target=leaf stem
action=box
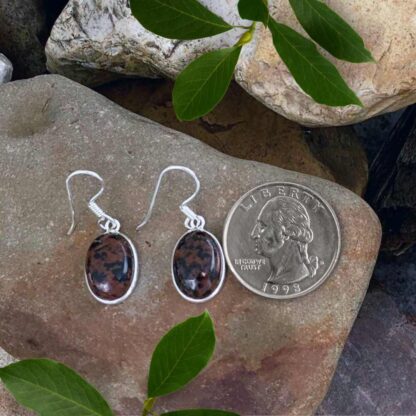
[235,22,256,46]
[142,397,158,416]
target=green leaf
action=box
[148,311,216,397]
[288,0,374,63]
[238,0,269,25]
[173,46,242,121]
[267,19,362,107]
[162,410,239,416]
[0,359,113,416]
[130,0,233,40]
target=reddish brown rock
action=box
[86,233,135,302]
[0,76,381,416]
[173,230,224,301]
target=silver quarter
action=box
[223,182,341,299]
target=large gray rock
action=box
[0,75,380,415]
[0,54,13,83]
[46,0,416,126]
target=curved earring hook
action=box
[66,170,120,235]
[136,165,205,231]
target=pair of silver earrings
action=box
[66,166,226,305]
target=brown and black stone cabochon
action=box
[173,230,224,300]
[85,233,135,301]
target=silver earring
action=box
[137,166,226,303]
[66,170,139,305]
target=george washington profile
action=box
[251,196,320,285]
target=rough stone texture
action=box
[319,246,416,415]
[0,75,381,416]
[46,0,247,85]
[0,0,69,79]
[0,54,13,84]
[96,78,369,196]
[46,0,416,126]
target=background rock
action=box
[236,0,416,127]
[366,105,416,254]
[354,109,405,164]
[319,246,416,415]
[46,0,416,126]
[0,75,380,415]
[46,0,247,85]
[0,0,68,79]
[97,78,368,195]
[0,54,13,83]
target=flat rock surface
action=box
[46,0,416,126]
[0,75,380,415]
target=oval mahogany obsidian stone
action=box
[85,233,134,302]
[173,230,223,301]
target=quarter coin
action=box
[223,182,341,299]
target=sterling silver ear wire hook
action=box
[136,165,226,303]
[66,170,120,235]
[65,169,139,305]
[136,165,206,231]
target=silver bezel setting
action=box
[84,231,139,305]
[223,181,341,299]
[171,229,226,303]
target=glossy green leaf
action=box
[130,0,233,40]
[288,0,374,63]
[173,46,242,120]
[148,311,216,397]
[0,359,113,416]
[162,410,239,416]
[238,0,269,25]
[268,19,362,107]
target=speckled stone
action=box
[173,231,223,300]
[0,75,381,416]
[86,233,134,301]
